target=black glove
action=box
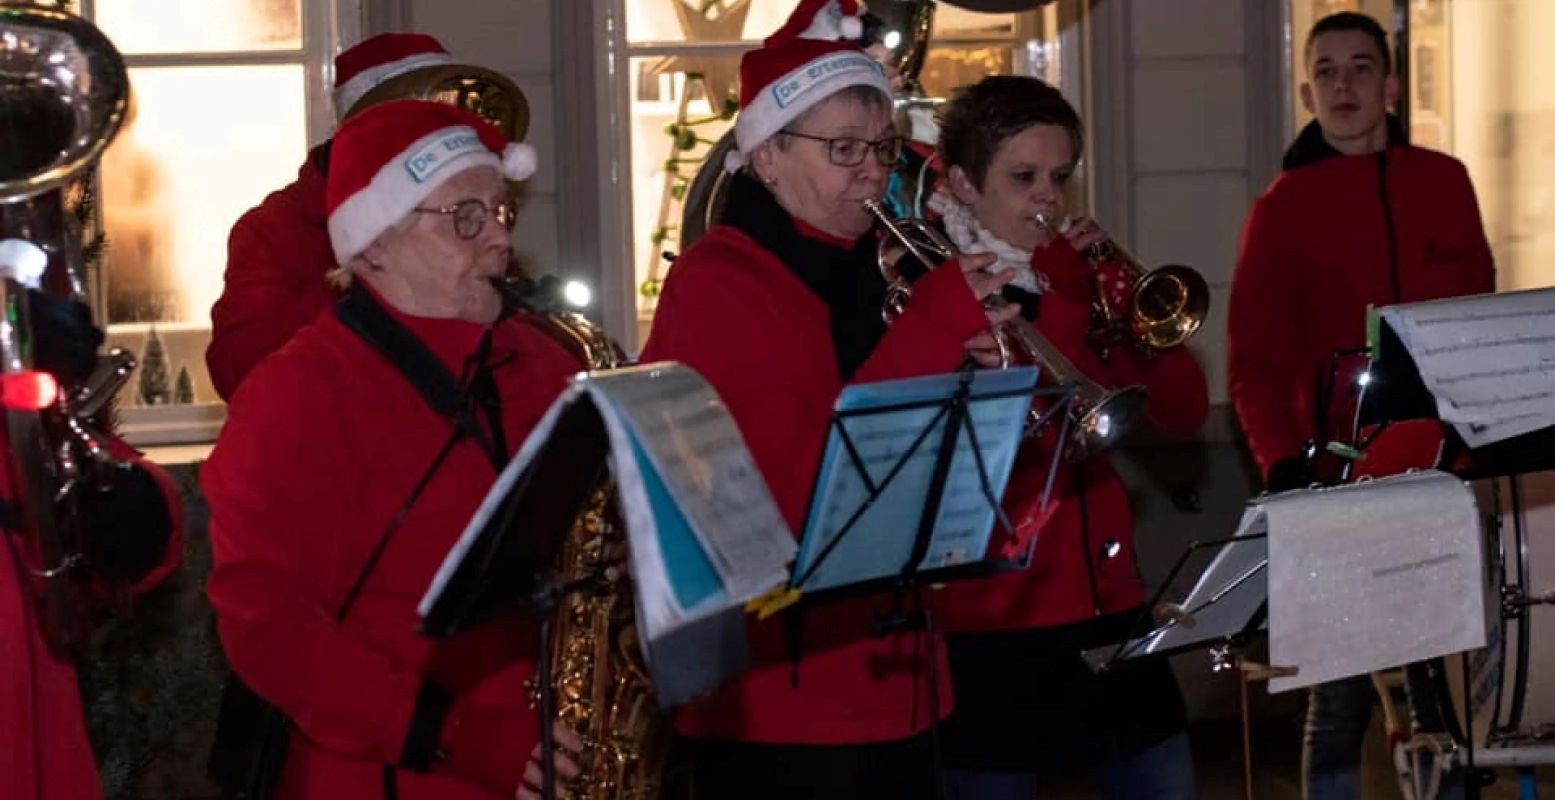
[79,461,174,581]
[1265,455,1318,493]
[27,289,104,386]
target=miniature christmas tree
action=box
[173,364,195,405]
[137,328,171,406]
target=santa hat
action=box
[325,99,537,264]
[726,0,890,172]
[333,33,455,117]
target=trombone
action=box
[863,200,1146,460]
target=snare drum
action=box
[1431,470,1555,754]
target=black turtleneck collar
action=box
[1281,114,1409,172]
[718,171,888,381]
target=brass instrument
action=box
[863,200,1146,459]
[1,3,141,661]
[344,62,530,143]
[492,275,669,800]
[1036,213,1209,358]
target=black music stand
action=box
[418,398,613,800]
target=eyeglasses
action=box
[779,130,903,168]
[413,199,518,240]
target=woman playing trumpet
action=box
[930,75,1208,799]
[639,1,1018,796]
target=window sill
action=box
[118,402,225,452]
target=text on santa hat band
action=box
[771,52,881,108]
[404,129,485,183]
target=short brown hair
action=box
[1305,12,1392,73]
[936,75,1083,190]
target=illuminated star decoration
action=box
[647,0,752,109]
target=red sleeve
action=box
[1106,347,1208,439]
[206,196,337,402]
[1227,194,1308,477]
[202,367,535,790]
[851,258,992,384]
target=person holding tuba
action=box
[206,33,526,402]
[0,295,186,800]
[927,76,1207,799]
[202,100,584,800]
[1229,13,1494,800]
[639,0,1016,796]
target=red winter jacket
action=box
[2,437,184,800]
[639,221,989,745]
[1229,122,1495,479]
[207,145,338,402]
[203,294,580,799]
[940,239,1208,632]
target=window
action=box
[614,0,1079,344]
[66,0,352,445]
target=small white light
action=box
[1094,413,1112,439]
[1357,371,1373,387]
[562,279,592,308]
[0,239,48,289]
[883,30,902,50]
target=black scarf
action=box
[718,171,888,381]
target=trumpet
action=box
[1036,214,1209,358]
[863,200,1146,459]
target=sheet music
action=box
[1379,288,1555,447]
[792,368,1035,593]
[1124,506,1268,659]
[581,364,795,602]
[1266,470,1487,693]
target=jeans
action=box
[1303,665,1464,800]
[946,730,1199,800]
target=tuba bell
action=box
[864,200,1146,459]
[1,3,142,661]
[1036,214,1209,358]
[343,61,530,143]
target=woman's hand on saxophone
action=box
[959,251,1021,368]
[516,723,584,800]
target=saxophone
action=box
[492,275,669,800]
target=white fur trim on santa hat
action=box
[502,142,537,181]
[335,51,455,116]
[327,125,502,264]
[798,0,863,41]
[726,50,890,171]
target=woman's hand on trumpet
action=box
[1057,215,1109,253]
[958,251,1021,368]
[516,723,584,800]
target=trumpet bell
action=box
[1072,384,1147,459]
[1131,264,1209,351]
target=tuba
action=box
[492,275,670,800]
[1035,214,1209,359]
[864,200,1146,459]
[1,3,141,661]
[343,61,530,143]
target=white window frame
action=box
[75,0,362,449]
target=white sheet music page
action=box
[580,363,796,603]
[1265,470,1487,693]
[1379,288,1555,447]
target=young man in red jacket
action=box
[1228,12,1494,800]
[206,33,522,401]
